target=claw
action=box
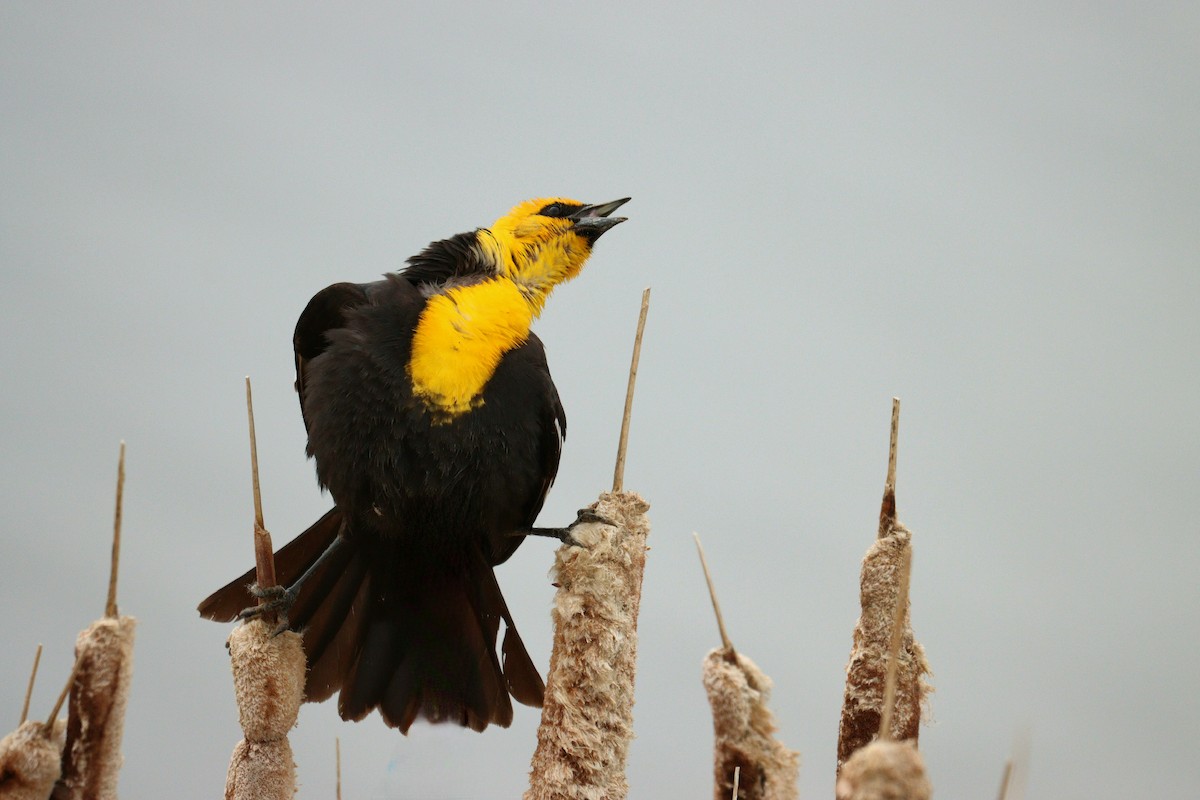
[556,507,616,547]
[517,506,617,548]
[236,583,297,634]
[573,507,616,528]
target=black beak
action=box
[570,197,631,242]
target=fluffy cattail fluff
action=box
[702,648,799,800]
[52,616,137,800]
[224,619,305,800]
[836,521,932,771]
[0,719,67,800]
[835,739,931,800]
[525,491,651,800]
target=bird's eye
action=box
[539,203,565,218]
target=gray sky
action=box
[2,3,1197,798]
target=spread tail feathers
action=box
[197,508,544,731]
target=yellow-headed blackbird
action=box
[198,197,630,732]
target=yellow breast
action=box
[408,278,535,419]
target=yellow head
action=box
[479,197,630,301]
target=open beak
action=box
[571,197,631,241]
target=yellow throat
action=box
[408,277,538,419]
[406,196,623,420]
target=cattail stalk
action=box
[224,378,302,800]
[695,535,798,800]
[702,651,799,800]
[19,644,42,726]
[525,491,651,800]
[224,620,304,800]
[837,399,932,773]
[835,546,931,799]
[0,657,78,799]
[0,719,68,800]
[997,760,1013,800]
[53,444,136,800]
[835,739,932,800]
[612,287,650,493]
[246,378,278,607]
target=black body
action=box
[199,237,563,732]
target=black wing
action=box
[293,281,380,432]
[479,332,567,567]
[498,331,567,530]
[529,336,567,528]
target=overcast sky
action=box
[2,3,1197,798]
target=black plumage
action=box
[199,196,627,733]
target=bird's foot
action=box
[571,506,615,528]
[520,506,617,547]
[237,583,297,636]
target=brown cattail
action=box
[835,738,931,800]
[52,617,137,800]
[3,657,78,799]
[694,534,798,800]
[224,620,305,800]
[525,491,651,800]
[837,399,932,773]
[0,719,68,800]
[223,378,303,800]
[702,650,799,800]
[53,443,136,800]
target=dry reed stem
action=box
[732,767,740,799]
[224,620,304,800]
[879,399,899,537]
[336,738,342,800]
[613,288,650,493]
[19,645,42,726]
[106,442,124,619]
[45,657,81,733]
[245,378,277,599]
[52,617,137,800]
[834,739,931,800]
[878,550,913,741]
[525,491,651,800]
[996,760,1013,800]
[0,719,67,799]
[997,729,1030,800]
[837,400,932,773]
[693,534,732,652]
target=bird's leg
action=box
[238,532,347,634]
[518,506,616,546]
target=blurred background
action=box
[2,3,1197,797]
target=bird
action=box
[198,196,630,733]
